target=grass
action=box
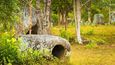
[51,25,115,65]
[70,44,115,65]
[51,25,115,36]
[51,25,115,44]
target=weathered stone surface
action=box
[111,11,115,23]
[93,14,104,25]
[21,35,71,58]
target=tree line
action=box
[0,0,114,44]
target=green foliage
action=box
[19,48,70,65]
[19,48,43,65]
[111,22,115,25]
[51,13,58,25]
[86,42,98,49]
[0,0,20,31]
[68,12,74,24]
[85,37,106,49]
[86,29,94,35]
[93,38,106,45]
[59,28,75,43]
[0,32,21,64]
[81,29,94,35]
[19,0,36,8]
[59,29,70,41]
[0,32,70,65]
[51,0,73,13]
[81,0,111,23]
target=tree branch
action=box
[81,0,91,9]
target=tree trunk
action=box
[74,0,82,44]
[109,0,111,24]
[64,11,67,30]
[88,0,91,23]
[29,0,32,34]
[36,0,43,34]
[36,0,51,35]
[44,0,51,34]
[58,10,62,26]
[61,12,64,25]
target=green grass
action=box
[51,25,115,65]
[70,44,115,65]
[51,25,115,44]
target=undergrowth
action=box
[0,32,70,65]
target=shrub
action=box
[19,48,43,65]
[59,28,76,43]
[19,48,70,65]
[0,32,21,64]
[59,29,70,41]
[51,13,58,26]
[0,32,70,65]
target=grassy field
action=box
[51,25,115,44]
[51,25,115,65]
[70,44,115,65]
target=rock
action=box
[20,35,71,58]
[111,11,115,23]
[93,14,105,25]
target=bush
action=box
[0,32,48,65]
[59,28,76,43]
[19,48,70,65]
[51,13,58,26]
[0,32,21,64]
[59,29,70,41]
[19,48,44,65]
[0,32,70,65]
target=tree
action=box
[0,0,20,32]
[44,0,51,34]
[51,0,73,30]
[90,0,110,23]
[36,0,43,34]
[36,0,51,34]
[74,0,82,44]
[29,0,32,34]
[87,0,91,23]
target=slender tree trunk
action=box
[58,10,62,26]
[109,0,111,24]
[88,0,91,23]
[61,12,64,25]
[64,11,67,30]
[74,0,82,44]
[29,0,32,34]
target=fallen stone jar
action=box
[20,35,71,59]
